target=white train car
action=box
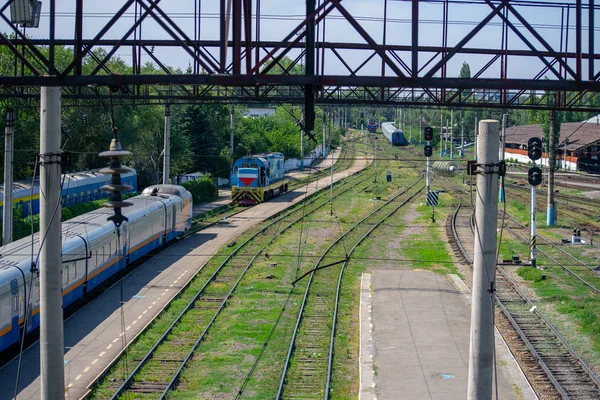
[0,184,192,353]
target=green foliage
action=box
[517,266,545,282]
[459,62,471,79]
[182,175,218,203]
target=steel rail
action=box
[325,184,426,399]
[103,152,373,398]
[276,176,424,398]
[450,189,600,398]
[500,216,600,294]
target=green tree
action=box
[459,62,471,79]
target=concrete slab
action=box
[0,157,370,400]
[360,270,537,400]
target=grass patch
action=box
[516,266,544,282]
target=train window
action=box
[35,281,40,303]
[94,189,99,200]
[61,196,66,206]
[234,167,238,174]
[80,191,84,202]
[74,193,78,204]
[95,250,99,267]
[66,194,70,205]
[0,294,10,328]
[87,190,91,201]
[63,264,69,284]
[108,243,111,258]
[70,262,76,281]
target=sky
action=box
[1,0,599,80]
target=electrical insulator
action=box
[424,127,433,141]
[432,161,459,177]
[99,128,133,227]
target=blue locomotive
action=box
[367,119,378,133]
[382,122,408,146]
[0,168,137,217]
[230,153,289,205]
[0,185,192,353]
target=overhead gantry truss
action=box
[0,0,599,111]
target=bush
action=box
[182,175,218,203]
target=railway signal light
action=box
[424,145,433,157]
[528,137,542,161]
[528,166,542,186]
[424,127,433,141]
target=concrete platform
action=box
[360,270,537,400]
[0,156,369,400]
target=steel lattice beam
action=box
[0,0,598,111]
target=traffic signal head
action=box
[424,127,433,141]
[528,166,542,186]
[528,137,542,161]
[424,145,433,157]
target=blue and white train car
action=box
[230,152,289,205]
[0,168,137,217]
[0,184,191,353]
[382,122,408,146]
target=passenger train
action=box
[382,122,409,146]
[230,152,289,205]
[0,184,191,353]
[0,168,137,217]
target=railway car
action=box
[382,122,408,146]
[0,184,191,353]
[367,119,378,133]
[0,168,137,217]
[230,152,289,205]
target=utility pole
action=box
[474,116,479,161]
[499,114,507,203]
[450,109,454,159]
[3,108,14,245]
[547,110,557,226]
[230,104,235,154]
[440,110,444,158]
[531,164,537,268]
[467,120,499,400]
[460,110,465,158]
[40,87,65,400]
[419,109,423,145]
[162,104,171,185]
[409,109,413,143]
[445,118,449,156]
[322,112,327,157]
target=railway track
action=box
[449,191,600,399]
[276,177,425,399]
[499,213,600,296]
[90,157,382,399]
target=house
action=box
[504,122,600,173]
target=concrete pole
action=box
[460,110,465,158]
[450,109,454,159]
[3,108,14,245]
[419,109,423,145]
[322,112,327,157]
[547,110,556,226]
[162,104,171,185]
[467,120,499,400]
[445,118,449,156]
[409,109,413,143]
[563,141,567,171]
[474,116,479,161]
[230,104,235,154]
[499,114,506,203]
[39,87,65,400]
[531,165,537,268]
[440,110,444,157]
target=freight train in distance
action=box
[0,184,192,353]
[0,168,137,217]
[230,152,289,205]
[382,122,409,146]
